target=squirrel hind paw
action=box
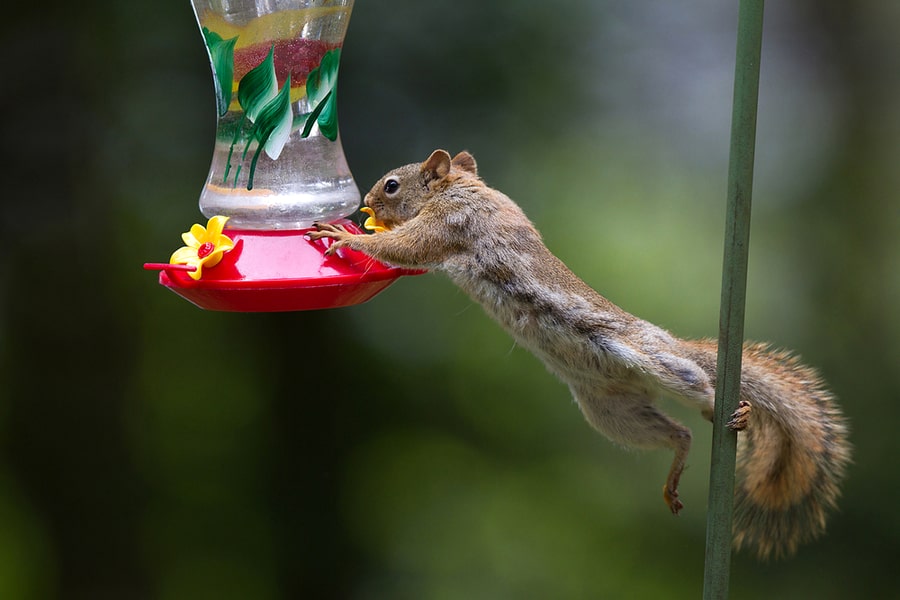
[726,400,753,431]
[663,485,684,515]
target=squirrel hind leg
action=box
[726,400,752,430]
[663,426,691,515]
[572,387,693,514]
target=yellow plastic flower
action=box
[360,206,390,233]
[169,215,235,280]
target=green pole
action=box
[703,0,765,598]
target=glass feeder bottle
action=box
[191,0,359,230]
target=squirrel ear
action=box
[451,151,478,175]
[422,149,452,183]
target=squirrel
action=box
[308,149,851,559]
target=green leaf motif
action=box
[255,75,294,161]
[203,34,345,189]
[245,74,293,188]
[202,27,237,117]
[238,45,279,123]
[304,48,342,141]
[301,90,332,138]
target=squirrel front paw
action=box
[308,222,355,255]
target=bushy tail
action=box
[731,343,851,559]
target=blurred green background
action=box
[2,0,898,598]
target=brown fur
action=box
[309,149,851,559]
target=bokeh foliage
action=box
[1,0,898,598]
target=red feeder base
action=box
[147,220,423,312]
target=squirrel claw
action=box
[307,223,353,255]
[306,223,331,241]
[726,400,752,431]
[663,485,684,515]
[308,222,345,236]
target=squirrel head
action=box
[363,149,479,228]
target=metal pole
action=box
[702,0,765,597]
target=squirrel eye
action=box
[383,178,400,196]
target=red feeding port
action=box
[145,220,424,312]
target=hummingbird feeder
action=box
[144,0,420,311]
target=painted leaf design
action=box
[202,28,238,116]
[245,75,293,188]
[301,90,332,138]
[258,75,294,160]
[238,45,279,123]
[304,48,342,141]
